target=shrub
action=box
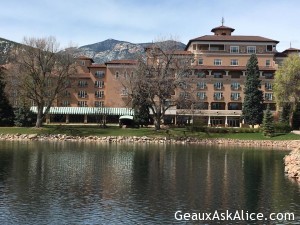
[274,122,292,133]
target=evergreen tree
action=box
[0,68,14,126]
[132,90,151,127]
[262,104,275,137]
[292,103,300,130]
[279,102,291,124]
[242,54,264,127]
[14,104,35,127]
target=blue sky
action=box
[0,0,299,51]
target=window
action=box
[265,82,272,90]
[213,72,223,78]
[63,90,71,97]
[124,71,128,79]
[46,79,52,87]
[231,93,241,100]
[80,61,85,66]
[179,92,189,99]
[195,70,206,78]
[197,92,206,100]
[247,46,256,54]
[78,90,87,98]
[179,82,187,89]
[64,80,71,88]
[214,59,222,66]
[228,103,241,110]
[12,90,18,97]
[210,44,225,51]
[115,71,119,79]
[198,58,203,65]
[95,91,104,98]
[94,101,104,107]
[30,100,36,106]
[265,93,273,101]
[264,73,274,79]
[13,100,19,107]
[266,60,271,67]
[214,82,223,90]
[78,101,87,107]
[121,88,128,96]
[61,100,70,107]
[193,44,196,50]
[230,59,239,66]
[266,45,275,52]
[197,82,206,89]
[45,90,53,97]
[214,92,223,100]
[95,80,104,88]
[78,80,88,87]
[231,82,241,90]
[95,71,105,78]
[230,46,239,53]
[211,102,224,110]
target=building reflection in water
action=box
[0,141,298,224]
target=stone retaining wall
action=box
[0,133,299,149]
[284,148,300,182]
[1,133,299,182]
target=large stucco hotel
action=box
[24,24,299,126]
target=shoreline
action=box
[0,133,299,149]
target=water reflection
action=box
[0,141,299,224]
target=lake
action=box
[0,141,299,224]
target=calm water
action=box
[0,141,299,225]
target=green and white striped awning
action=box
[30,107,134,116]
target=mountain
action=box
[75,39,186,64]
[0,37,186,65]
[0,38,19,65]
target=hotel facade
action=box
[10,24,299,126]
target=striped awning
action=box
[30,107,134,116]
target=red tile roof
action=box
[282,48,300,54]
[172,50,193,55]
[211,25,235,33]
[190,35,279,43]
[185,35,279,50]
[76,56,95,63]
[105,59,138,65]
[88,64,106,68]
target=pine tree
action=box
[292,103,300,130]
[242,54,264,127]
[14,104,35,127]
[0,68,14,126]
[279,103,291,124]
[263,104,275,137]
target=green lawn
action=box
[0,125,300,140]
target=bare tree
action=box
[8,37,76,127]
[123,40,194,130]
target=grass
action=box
[0,125,300,140]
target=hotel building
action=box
[8,24,299,126]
